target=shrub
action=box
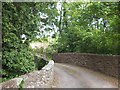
[2,48,35,81]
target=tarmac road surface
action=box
[52,63,118,88]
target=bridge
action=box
[1,53,119,89]
[52,53,119,88]
[52,63,118,88]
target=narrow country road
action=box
[52,63,118,88]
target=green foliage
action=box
[45,45,57,60]
[2,2,46,82]
[1,2,120,83]
[56,2,120,55]
[37,57,48,70]
[19,79,24,90]
[2,2,58,82]
[33,55,48,70]
[2,49,35,81]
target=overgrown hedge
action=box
[2,2,41,82]
[2,49,35,82]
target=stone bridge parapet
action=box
[1,60,54,89]
[53,53,119,78]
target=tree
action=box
[2,2,56,81]
[56,2,120,55]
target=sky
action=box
[36,1,61,39]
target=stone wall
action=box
[53,53,119,78]
[1,60,54,89]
